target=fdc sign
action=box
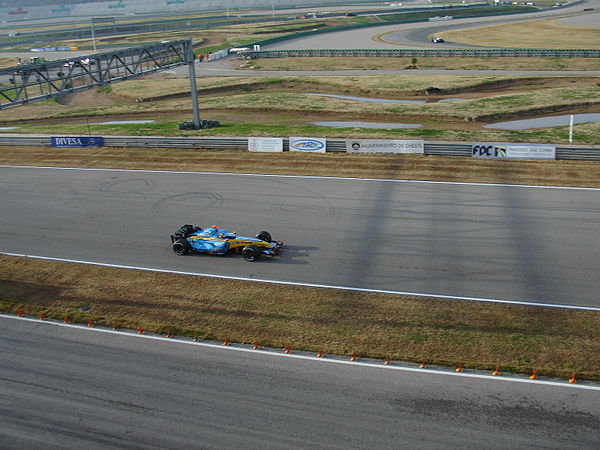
[472,143,555,160]
[472,144,506,158]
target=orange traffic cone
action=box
[569,373,577,384]
[455,362,463,373]
[350,352,358,362]
[222,337,230,346]
[530,369,538,380]
[492,366,500,376]
[283,344,291,354]
[316,349,324,358]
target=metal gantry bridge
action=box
[0,38,202,128]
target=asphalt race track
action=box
[1,316,599,449]
[2,165,600,309]
[266,0,600,50]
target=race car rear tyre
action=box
[173,239,191,256]
[256,231,272,242]
[242,244,261,262]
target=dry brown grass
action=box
[437,19,600,49]
[2,146,600,188]
[0,57,20,69]
[1,254,598,380]
[2,75,598,129]
[247,56,600,72]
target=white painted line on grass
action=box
[2,164,600,191]
[3,251,600,312]
[2,314,599,391]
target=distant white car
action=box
[63,58,95,67]
[229,47,251,54]
[432,37,445,43]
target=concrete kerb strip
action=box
[3,165,600,191]
[2,313,599,391]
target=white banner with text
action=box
[248,137,284,152]
[346,139,425,154]
[472,143,556,160]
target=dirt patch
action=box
[421,77,599,96]
[128,75,600,111]
[56,87,133,107]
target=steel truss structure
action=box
[0,38,201,127]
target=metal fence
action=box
[0,39,195,110]
[1,135,599,161]
[247,49,600,58]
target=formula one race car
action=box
[170,224,283,262]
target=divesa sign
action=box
[51,136,104,147]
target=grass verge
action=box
[2,147,600,188]
[2,75,599,145]
[436,19,600,49]
[1,254,598,381]
[244,56,600,72]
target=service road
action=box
[1,165,600,309]
[1,316,598,449]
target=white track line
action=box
[3,252,600,312]
[2,164,600,191]
[2,314,598,391]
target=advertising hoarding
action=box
[289,137,326,153]
[346,139,424,154]
[472,143,555,160]
[248,137,283,152]
[51,137,104,147]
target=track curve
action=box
[266,0,600,50]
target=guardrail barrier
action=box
[244,48,600,59]
[0,135,598,161]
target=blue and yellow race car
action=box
[170,224,283,262]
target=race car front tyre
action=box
[256,231,272,242]
[242,244,260,262]
[173,239,191,256]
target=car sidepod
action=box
[189,237,230,254]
